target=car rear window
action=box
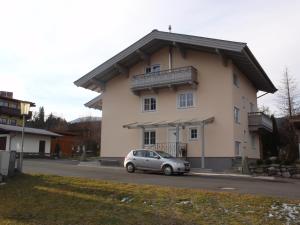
[133,150,146,157]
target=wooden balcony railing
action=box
[248,112,273,132]
[0,106,32,119]
[131,66,198,92]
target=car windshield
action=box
[156,151,173,158]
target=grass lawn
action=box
[0,174,299,225]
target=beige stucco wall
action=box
[101,47,240,158]
[232,65,260,159]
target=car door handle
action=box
[145,159,149,161]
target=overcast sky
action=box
[0,0,299,121]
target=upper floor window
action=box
[233,73,239,87]
[10,102,18,109]
[143,96,156,112]
[234,107,240,124]
[145,64,160,74]
[0,118,7,124]
[178,92,194,108]
[9,119,17,126]
[0,101,8,107]
[144,130,156,145]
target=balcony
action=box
[0,106,32,119]
[248,112,273,132]
[131,66,198,93]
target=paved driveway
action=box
[23,159,300,199]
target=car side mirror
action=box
[155,155,160,159]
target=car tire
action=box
[126,163,135,173]
[163,165,173,176]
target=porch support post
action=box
[175,124,179,157]
[201,122,205,169]
[141,127,145,149]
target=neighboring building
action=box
[0,124,60,155]
[50,130,80,157]
[0,91,35,126]
[74,30,277,170]
[290,115,300,159]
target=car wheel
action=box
[163,165,173,176]
[126,163,135,173]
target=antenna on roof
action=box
[168,25,172,33]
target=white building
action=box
[0,124,60,155]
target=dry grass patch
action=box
[0,174,299,225]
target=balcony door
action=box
[145,64,160,75]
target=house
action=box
[0,124,60,155]
[74,30,277,170]
[50,130,80,157]
[0,91,34,126]
[0,91,60,155]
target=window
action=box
[189,128,198,140]
[9,102,17,109]
[250,102,254,112]
[145,64,160,74]
[146,151,159,158]
[143,97,156,112]
[233,73,239,87]
[144,131,156,145]
[0,118,7,124]
[251,134,256,149]
[234,107,240,123]
[0,101,8,107]
[9,119,17,126]
[235,141,241,156]
[133,150,146,157]
[178,92,194,108]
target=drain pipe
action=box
[169,46,173,70]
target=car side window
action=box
[134,150,146,157]
[146,151,158,158]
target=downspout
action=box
[169,46,173,71]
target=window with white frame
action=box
[143,97,156,112]
[144,131,156,145]
[145,64,160,74]
[178,92,194,108]
[233,73,239,87]
[251,134,256,149]
[234,107,240,124]
[189,127,198,140]
[235,141,241,156]
[9,119,17,126]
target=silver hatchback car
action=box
[124,149,190,175]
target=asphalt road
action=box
[23,159,300,199]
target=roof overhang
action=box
[123,117,214,129]
[84,94,102,110]
[74,30,277,93]
[0,124,61,137]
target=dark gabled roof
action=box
[74,29,277,93]
[0,124,61,137]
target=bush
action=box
[256,159,263,166]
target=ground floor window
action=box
[144,131,156,145]
[189,127,198,140]
[251,134,256,150]
[235,141,241,156]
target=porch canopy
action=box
[123,117,214,169]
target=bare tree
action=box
[277,67,299,117]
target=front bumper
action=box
[173,165,190,173]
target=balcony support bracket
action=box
[136,49,150,65]
[114,63,129,77]
[216,49,228,67]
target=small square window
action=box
[190,128,198,140]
